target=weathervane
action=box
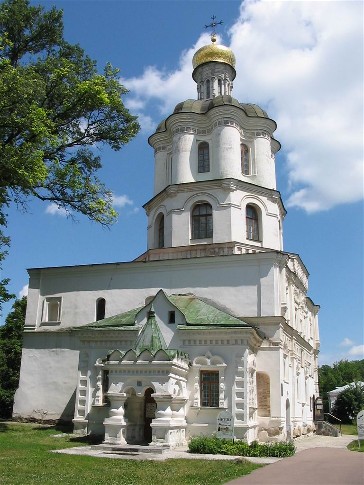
[205,15,223,42]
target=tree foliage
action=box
[332,383,364,423]
[0,296,26,418]
[0,0,139,312]
[319,359,364,413]
[0,0,139,226]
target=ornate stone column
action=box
[103,392,128,444]
[150,394,173,445]
[151,394,188,447]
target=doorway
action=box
[143,387,157,444]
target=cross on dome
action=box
[205,15,223,43]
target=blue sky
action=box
[1,0,363,365]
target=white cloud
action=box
[19,284,28,298]
[348,345,364,357]
[111,194,133,209]
[122,1,363,213]
[340,337,354,347]
[45,203,68,217]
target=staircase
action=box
[92,443,171,455]
[315,421,341,437]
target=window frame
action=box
[42,297,62,323]
[241,143,250,175]
[157,214,165,249]
[197,141,210,173]
[246,204,260,241]
[96,297,106,321]
[200,370,220,407]
[191,202,213,240]
[206,79,211,99]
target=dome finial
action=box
[205,15,223,43]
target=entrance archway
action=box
[123,387,156,444]
[143,387,157,444]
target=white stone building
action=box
[13,36,320,446]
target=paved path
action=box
[54,434,364,484]
[224,435,363,485]
[225,447,364,485]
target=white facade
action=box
[14,37,320,446]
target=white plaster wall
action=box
[13,332,80,421]
[172,133,194,184]
[154,150,168,194]
[146,184,283,250]
[26,253,282,330]
[213,126,241,179]
[253,137,276,189]
[149,104,279,196]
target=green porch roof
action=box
[80,292,254,329]
[167,294,250,327]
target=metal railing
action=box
[324,413,342,435]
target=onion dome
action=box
[192,35,236,78]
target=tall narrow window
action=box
[218,78,222,95]
[200,371,219,407]
[198,142,210,173]
[158,214,165,248]
[246,205,259,241]
[206,79,211,99]
[241,143,250,175]
[96,298,106,321]
[192,203,213,239]
[42,297,62,322]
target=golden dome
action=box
[192,38,236,70]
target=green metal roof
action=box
[134,307,167,354]
[81,292,254,330]
[154,96,271,134]
[82,306,142,328]
[167,294,251,327]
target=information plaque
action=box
[217,410,234,440]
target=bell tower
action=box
[140,34,285,261]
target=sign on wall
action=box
[217,410,234,440]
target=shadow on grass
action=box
[0,422,8,432]
[32,423,74,433]
[30,423,103,445]
[68,434,103,445]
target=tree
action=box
[319,360,364,413]
[332,383,364,423]
[0,296,26,418]
[0,0,139,225]
[0,0,140,311]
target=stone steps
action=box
[92,443,171,455]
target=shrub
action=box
[188,436,295,457]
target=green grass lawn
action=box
[340,423,358,435]
[0,422,262,485]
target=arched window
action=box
[157,214,164,248]
[198,142,210,173]
[96,298,106,321]
[206,79,211,99]
[192,203,213,239]
[218,78,223,95]
[241,143,250,175]
[246,205,259,241]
